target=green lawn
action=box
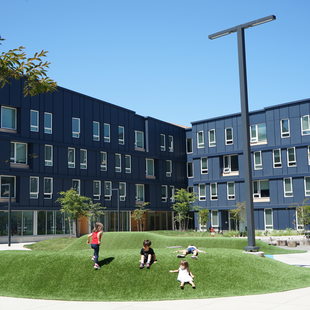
[0,231,309,301]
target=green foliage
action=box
[89,201,106,222]
[0,37,57,96]
[131,202,149,231]
[296,205,310,227]
[172,188,197,231]
[198,209,209,227]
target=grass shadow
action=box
[98,257,115,267]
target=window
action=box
[10,142,27,164]
[1,106,16,130]
[264,209,273,230]
[103,123,110,142]
[80,149,87,169]
[280,119,290,138]
[135,131,144,149]
[93,180,101,200]
[44,112,52,134]
[187,162,194,178]
[283,178,293,197]
[0,176,16,198]
[119,182,126,201]
[104,181,112,200]
[115,154,121,172]
[225,128,233,145]
[273,149,282,168]
[304,177,310,196]
[100,152,107,171]
[30,110,39,132]
[135,184,145,202]
[199,184,206,201]
[44,177,53,199]
[301,115,310,135]
[72,117,80,138]
[166,160,172,177]
[72,179,80,195]
[201,157,208,174]
[68,148,75,168]
[186,138,193,153]
[223,155,239,174]
[308,146,310,165]
[296,209,304,230]
[250,123,267,144]
[118,126,125,145]
[93,121,100,141]
[161,185,168,202]
[287,147,296,167]
[187,186,194,193]
[210,183,218,200]
[170,185,175,202]
[197,131,204,148]
[146,158,155,177]
[253,180,270,199]
[125,155,131,173]
[208,129,216,147]
[227,182,235,200]
[30,176,39,199]
[211,210,219,227]
[44,145,53,167]
[168,135,174,152]
[160,134,166,151]
[254,151,263,170]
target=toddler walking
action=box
[87,222,103,270]
[169,260,196,289]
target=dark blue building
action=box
[186,99,310,231]
[0,80,187,241]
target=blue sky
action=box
[1,0,310,126]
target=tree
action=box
[291,199,310,230]
[131,202,149,231]
[0,37,57,96]
[89,201,106,223]
[172,189,197,231]
[56,189,93,237]
[229,202,246,231]
[198,209,209,231]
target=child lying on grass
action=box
[175,245,206,259]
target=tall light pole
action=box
[209,15,276,251]
[112,188,120,232]
[3,183,12,247]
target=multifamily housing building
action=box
[0,80,309,241]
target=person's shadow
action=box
[98,257,115,267]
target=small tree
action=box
[89,202,106,225]
[229,202,246,231]
[56,189,92,237]
[0,37,57,96]
[198,209,209,231]
[291,199,310,230]
[132,202,149,231]
[172,189,197,231]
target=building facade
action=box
[0,80,187,241]
[186,99,310,231]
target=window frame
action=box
[72,117,80,138]
[104,181,112,200]
[264,208,273,230]
[301,115,310,135]
[100,151,107,171]
[1,106,16,130]
[308,146,310,166]
[170,185,175,202]
[44,112,53,134]
[166,160,172,177]
[225,127,233,145]
[198,183,206,201]
[227,182,235,200]
[0,175,16,198]
[10,141,28,164]
[44,144,53,167]
[146,158,155,177]
[161,185,168,202]
[80,149,87,169]
[29,176,39,199]
[250,123,267,144]
[43,177,53,199]
[30,110,39,132]
[287,147,296,167]
[253,179,270,199]
[210,183,218,200]
[119,182,126,201]
[135,130,145,150]
[93,180,101,200]
[304,177,310,196]
[68,147,76,168]
[168,135,174,152]
[160,134,166,151]
[72,179,81,195]
[135,184,145,202]
[253,151,263,170]
[211,210,219,228]
[201,157,208,174]
[103,123,111,143]
[186,138,193,154]
[283,177,293,197]
[273,149,282,168]
[125,154,131,173]
[197,131,204,148]
[280,119,290,138]
[118,126,125,145]
[92,121,100,141]
[208,129,216,147]
[187,162,194,178]
[115,153,121,173]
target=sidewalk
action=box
[272,251,310,268]
[0,287,309,310]
[0,242,32,251]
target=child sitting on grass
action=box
[169,260,196,289]
[87,222,103,270]
[139,239,156,269]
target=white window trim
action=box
[1,106,17,130]
[296,209,304,230]
[30,110,39,132]
[161,185,168,202]
[44,144,53,167]
[0,175,16,198]
[125,155,131,173]
[197,131,204,148]
[43,177,53,199]
[100,151,107,171]
[287,147,296,167]
[68,147,75,168]
[264,208,273,230]
[283,177,293,197]
[44,112,53,134]
[253,179,270,202]
[104,181,112,200]
[72,179,81,195]
[308,146,310,166]
[273,149,282,168]
[10,142,28,164]
[146,158,155,177]
[187,162,194,178]
[200,157,208,174]
[160,134,166,151]
[210,183,218,200]
[93,121,100,141]
[80,149,87,169]
[225,127,233,145]
[198,184,206,201]
[72,117,80,138]
[254,151,263,170]
[227,182,235,200]
[208,129,216,147]
[211,210,219,228]
[280,119,290,138]
[104,123,111,143]
[223,154,239,175]
[170,185,175,202]
[118,126,125,145]
[93,180,101,200]
[250,123,267,145]
[168,135,174,152]
[115,153,121,173]
[301,115,310,136]
[135,184,145,202]
[30,176,39,199]
[166,160,172,177]
[119,182,126,201]
[304,177,310,196]
[135,130,145,150]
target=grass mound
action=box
[0,232,309,301]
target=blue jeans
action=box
[91,244,100,264]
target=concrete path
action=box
[273,251,310,268]
[0,242,33,251]
[0,287,310,310]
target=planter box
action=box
[277,240,287,246]
[287,241,297,247]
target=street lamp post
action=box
[209,15,276,251]
[112,188,120,232]
[4,183,12,247]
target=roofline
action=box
[191,98,310,126]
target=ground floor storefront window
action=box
[91,211,131,232]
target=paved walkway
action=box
[272,251,310,267]
[0,287,310,310]
[0,242,32,251]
